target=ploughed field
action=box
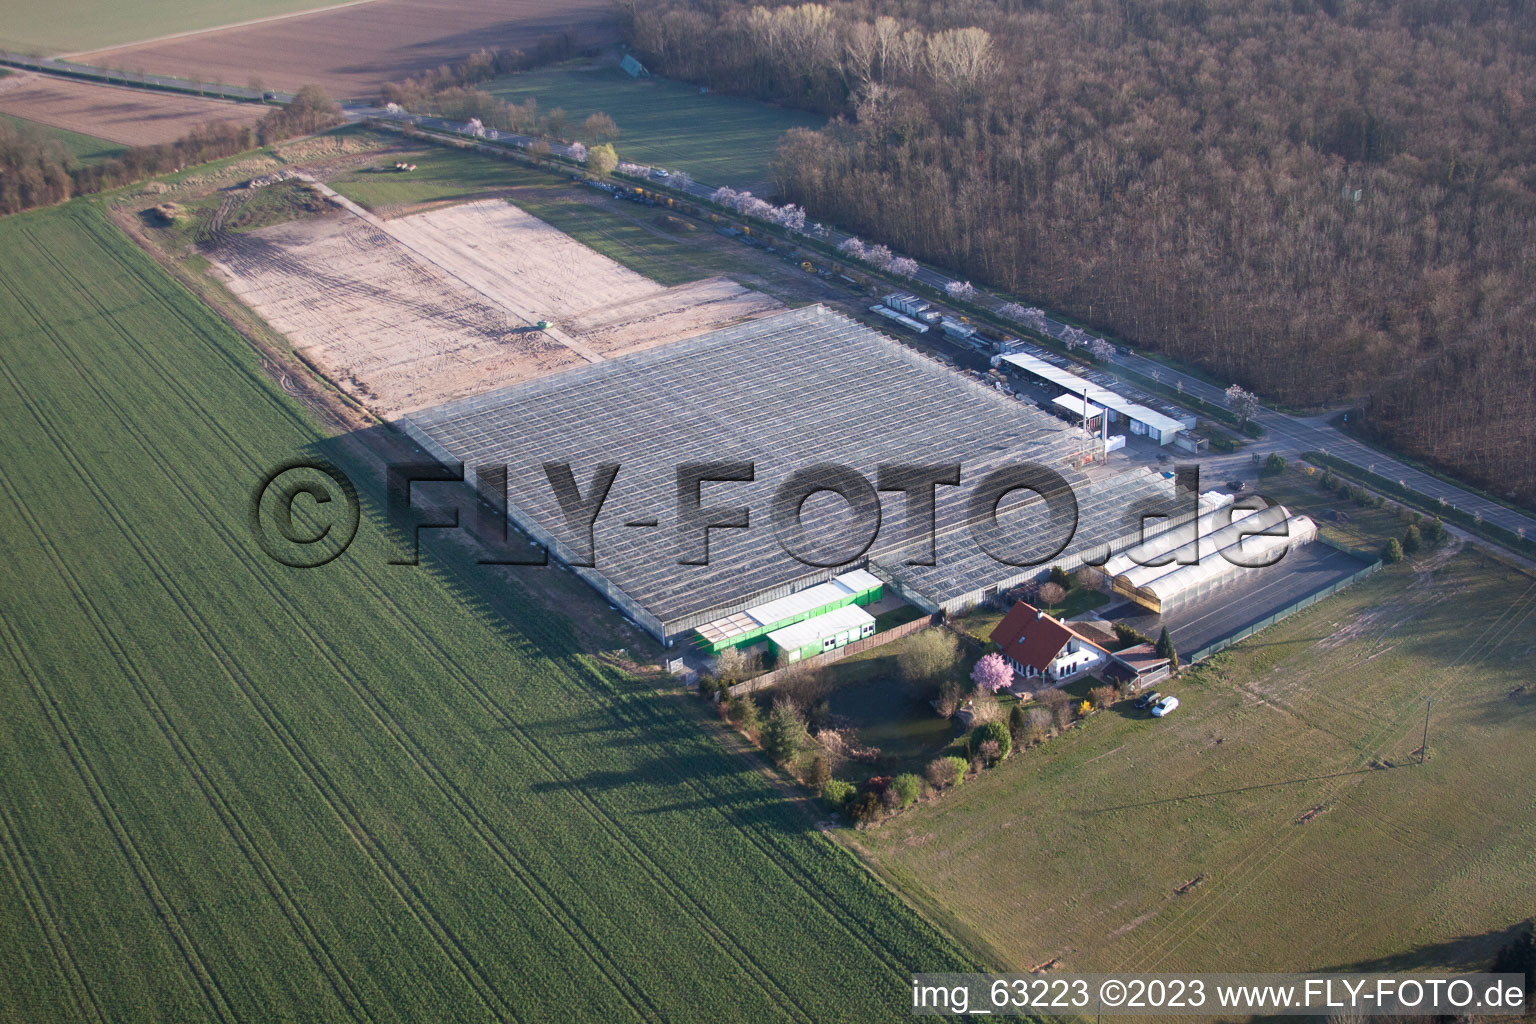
[71,0,621,100]
[0,202,973,1023]
[207,195,778,417]
[0,72,264,147]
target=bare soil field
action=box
[73,0,620,100]
[208,197,778,416]
[0,72,264,146]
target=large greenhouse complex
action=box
[402,306,1213,646]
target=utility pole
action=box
[1420,696,1432,764]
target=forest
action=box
[623,0,1536,505]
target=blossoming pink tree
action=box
[971,652,1013,694]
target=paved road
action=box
[9,54,1531,547]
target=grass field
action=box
[0,111,125,163]
[327,143,772,288]
[485,67,824,193]
[0,0,359,55]
[850,547,1536,975]
[0,201,976,1022]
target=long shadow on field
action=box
[294,425,815,834]
[1319,921,1530,975]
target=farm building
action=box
[997,351,1186,444]
[1104,643,1172,689]
[692,569,882,654]
[402,306,1202,645]
[766,603,877,662]
[990,601,1111,683]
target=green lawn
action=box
[485,66,824,194]
[0,112,126,164]
[851,549,1536,975]
[0,0,358,54]
[0,200,976,1022]
[327,141,770,287]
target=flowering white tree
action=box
[711,185,739,207]
[862,243,894,269]
[1089,337,1117,362]
[837,237,867,260]
[465,118,486,138]
[568,141,587,163]
[998,301,1029,321]
[769,203,806,233]
[1225,384,1260,426]
[946,280,975,300]
[1060,325,1091,351]
[890,256,919,278]
[667,169,692,189]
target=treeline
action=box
[626,0,1536,505]
[378,33,580,109]
[0,85,340,216]
[378,36,618,143]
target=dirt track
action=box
[0,72,264,146]
[208,197,779,417]
[72,0,620,99]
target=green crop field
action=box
[0,0,357,55]
[0,201,975,1022]
[851,548,1536,975]
[485,67,824,194]
[0,112,126,164]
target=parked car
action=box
[1228,479,1246,492]
[1134,690,1163,711]
[1151,695,1180,717]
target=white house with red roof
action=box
[989,601,1111,682]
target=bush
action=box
[968,690,1003,725]
[1381,537,1404,563]
[1008,703,1028,741]
[1038,582,1066,607]
[1424,517,1448,545]
[848,791,884,824]
[822,778,856,811]
[898,629,958,686]
[1262,452,1287,476]
[1114,622,1152,646]
[1023,706,1054,745]
[1402,524,1422,555]
[936,678,965,718]
[925,755,967,789]
[890,773,923,808]
[969,720,1012,763]
[806,754,830,789]
[1049,566,1072,589]
[1090,684,1118,709]
[728,695,762,740]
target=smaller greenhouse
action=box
[1125,511,1319,614]
[767,604,877,663]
